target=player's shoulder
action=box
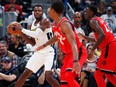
[41,18,50,23]
[31,21,40,31]
[44,27,53,33]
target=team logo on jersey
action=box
[55,32,66,45]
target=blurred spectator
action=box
[88,32,101,57]
[0,40,18,68]
[4,0,23,22]
[97,1,106,16]
[17,0,31,13]
[81,9,92,36]
[7,5,22,22]
[101,6,116,32]
[79,0,93,11]
[68,0,75,9]
[80,43,98,87]
[74,0,83,11]
[111,0,116,16]
[73,11,85,42]
[0,56,19,87]
[7,5,17,12]
[8,35,26,57]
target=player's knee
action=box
[45,71,53,81]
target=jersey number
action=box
[47,32,53,40]
[104,24,112,33]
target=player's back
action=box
[53,17,82,54]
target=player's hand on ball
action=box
[7,22,23,35]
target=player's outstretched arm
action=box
[7,22,35,46]
[78,33,96,42]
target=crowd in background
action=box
[0,0,116,87]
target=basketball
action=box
[7,22,21,35]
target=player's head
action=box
[49,0,64,19]
[33,5,43,20]
[84,5,97,20]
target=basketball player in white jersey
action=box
[12,5,60,87]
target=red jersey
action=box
[5,4,22,16]
[52,17,82,54]
[92,17,116,50]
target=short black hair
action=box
[51,0,64,14]
[33,4,43,10]
[87,5,97,15]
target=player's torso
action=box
[92,17,115,49]
[31,20,54,53]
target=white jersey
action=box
[22,20,54,53]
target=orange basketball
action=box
[7,22,21,35]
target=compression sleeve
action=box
[22,28,42,38]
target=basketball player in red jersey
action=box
[36,1,87,87]
[79,5,116,87]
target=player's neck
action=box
[36,17,43,23]
[54,15,63,25]
[91,15,97,20]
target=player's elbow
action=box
[100,33,105,40]
[102,33,105,38]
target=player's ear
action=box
[45,18,50,28]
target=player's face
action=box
[34,7,43,19]
[84,7,92,20]
[48,7,54,20]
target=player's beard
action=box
[36,16,43,21]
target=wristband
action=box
[73,60,78,62]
